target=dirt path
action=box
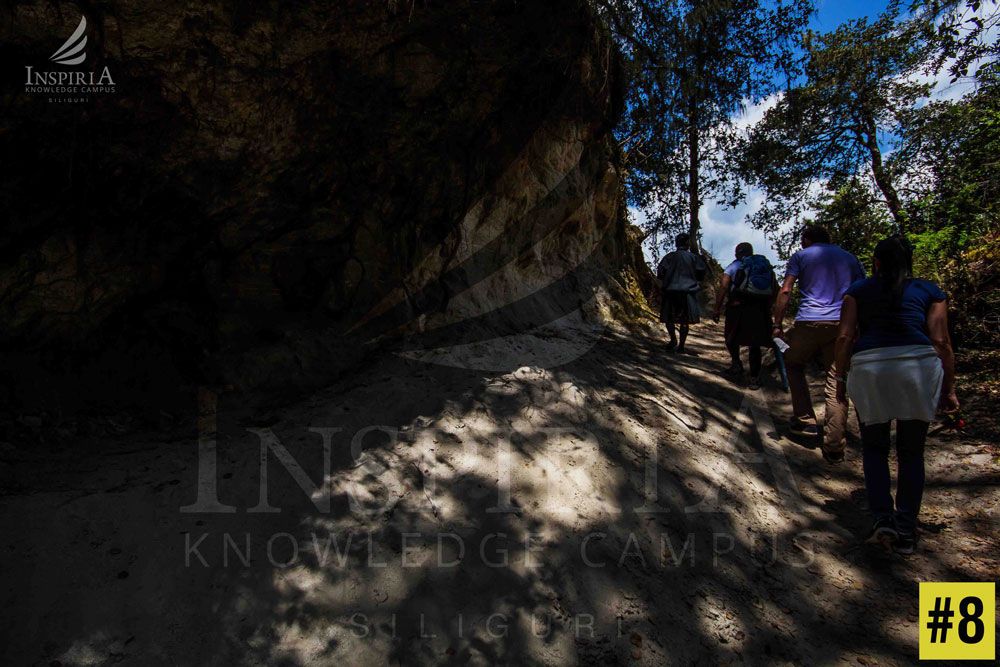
[1,322,997,665]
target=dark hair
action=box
[675,233,691,249]
[735,242,754,259]
[873,236,913,309]
[801,225,831,244]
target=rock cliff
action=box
[0,0,651,416]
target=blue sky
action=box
[811,0,890,31]
[709,0,893,265]
[641,0,893,268]
[638,0,991,268]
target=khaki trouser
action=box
[784,320,847,453]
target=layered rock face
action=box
[0,0,649,414]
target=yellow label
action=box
[918,582,995,661]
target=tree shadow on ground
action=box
[1,324,997,665]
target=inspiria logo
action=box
[24,14,116,102]
[50,15,88,65]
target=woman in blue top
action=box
[833,236,959,555]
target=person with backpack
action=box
[833,236,958,554]
[657,233,708,354]
[773,225,866,462]
[713,242,777,389]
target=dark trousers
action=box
[860,419,929,535]
[726,341,762,377]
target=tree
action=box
[806,177,892,260]
[901,63,1000,344]
[596,0,812,254]
[895,62,1000,233]
[910,0,1000,81]
[741,11,929,233]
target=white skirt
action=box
[847,344,943,425]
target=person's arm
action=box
[833,295,858,403]
[713,274,732,322]
[772,274,796,336]
[927,300,959,412]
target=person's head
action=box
[675,233,691,250]
[873,235,914,308]
[735,242,754,260]
[800,225,831,248]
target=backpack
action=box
[733,255,774,297]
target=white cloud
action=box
[633,94,796,270]
[732,92,783,133]
[907,1,999,103]
[635,94,791,269]
[700,191,779,265]
[633,189,788,272]
[909,61,982,104]
[631,1,999,272]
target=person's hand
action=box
[939,389,960,413]
[772,325,784,340]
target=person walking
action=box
[833,236,958,554]
[657,233,708,354]
[772,225,866,461]
[713,242,777,389]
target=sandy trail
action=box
[1,322,997,665]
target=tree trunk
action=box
[687,100,701,253]
[864,120,906,231]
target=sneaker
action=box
[789,420,819,438]
[822,449,845,464]
[865,517,898,548]
[895,532,917,555]
[665,341,677,353]
[748,377,761,391]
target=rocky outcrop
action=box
[0,0,649,415]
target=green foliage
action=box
[596,0,813,252]
[593,0,999,344]
[808,177,891,263]
[741,11,929,232]
[910,226,961,283]
[738,1,999,345]
[895,62,1000,345]
[896,63,1000,235]
[910,0,1000,80]
[908,227,1000,347]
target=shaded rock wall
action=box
[0,0,648,415]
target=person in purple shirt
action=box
[772,225,866,461]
